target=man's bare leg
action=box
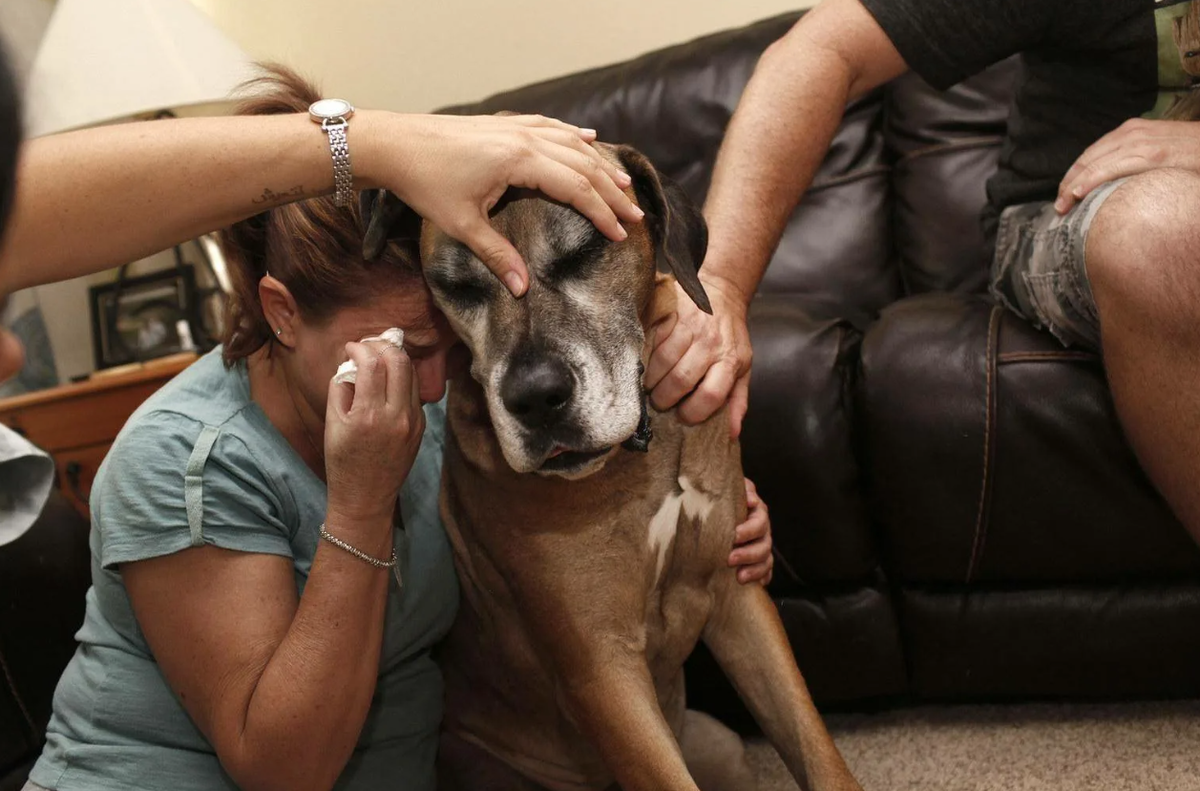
[1086,167,1200,546]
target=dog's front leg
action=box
[558,645,700,791]
[702,583,863,791]
[502,534,702,791]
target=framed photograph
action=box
[89,265,201,370]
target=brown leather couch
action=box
[6,13,1200,787]
[444,10,1200,721]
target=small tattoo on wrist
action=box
[252,184,306,206]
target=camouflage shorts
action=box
[990,178,1128,351]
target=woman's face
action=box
[289,284,457,420]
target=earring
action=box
[275,328,282,336]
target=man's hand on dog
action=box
[730,478,773,586]
[1056,118,1200,213]
[380,113,643,297]
[645,275,752,438]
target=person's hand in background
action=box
[729,478,773,586]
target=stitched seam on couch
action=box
[967,306,1001,583]
[895,136,1005,166]
[997,350,1099,364]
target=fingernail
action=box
[631,205,644,219]
[579,127,597,138]
[504,272,525,296]
[1072,186,1083,198]
[616,171,632,186]
[1054,198,1066,213]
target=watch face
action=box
[310,98,353,120]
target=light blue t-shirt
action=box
[29,348,459,791]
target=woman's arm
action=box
[122,534,391,791]
[123,341,423,791]
[0,110,641,297]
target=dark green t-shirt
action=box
[859,0,1199,237]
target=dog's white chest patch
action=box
[647,476,716,584]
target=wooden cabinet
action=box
[0,353,197,517]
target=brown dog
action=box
[361,144,862,791]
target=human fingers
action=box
[1059,152,1157,212]
[510,153,629,244]
[650,340,714,413]
[744,477,761,508]
[732,505,770,551]
[728,372,750,439]
[533,138,641,227]
[452,215,530,297]
[676,360,737,426]
[529,126,635,191]
[503,112,599,141]
[343,342,386,411]
[376,343,414,411]
[326,366,355,423]
[644,313,686,389]
[737,559,774,586]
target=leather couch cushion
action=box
[862,293,1200,583]
[903,585,1200,699]
[744,297,875,587]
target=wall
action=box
[188,0,811,113]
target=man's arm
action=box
[702,0,908,301]
[645,0,909,433]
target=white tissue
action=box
[332,328,405,385]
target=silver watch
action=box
[309,98,355,207]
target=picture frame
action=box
[89,265,201,370]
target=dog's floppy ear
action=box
[615,145,711,314]
[360,189,421,261]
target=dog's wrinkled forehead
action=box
[430,192,604,273]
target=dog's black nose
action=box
[501,355,574,429]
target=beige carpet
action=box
[745,700,1200,790]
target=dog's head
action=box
[361,144,710,478]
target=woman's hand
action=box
[323,339,425,536]
[359,112,644,296]
[728,478,774,586]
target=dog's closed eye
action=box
[429,272,494,311]
[546,233,609,284]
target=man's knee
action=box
[1086,168,1200,333]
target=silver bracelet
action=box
[319,524,397,568]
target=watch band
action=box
[309,99,356,207]
[321,118,354,207]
